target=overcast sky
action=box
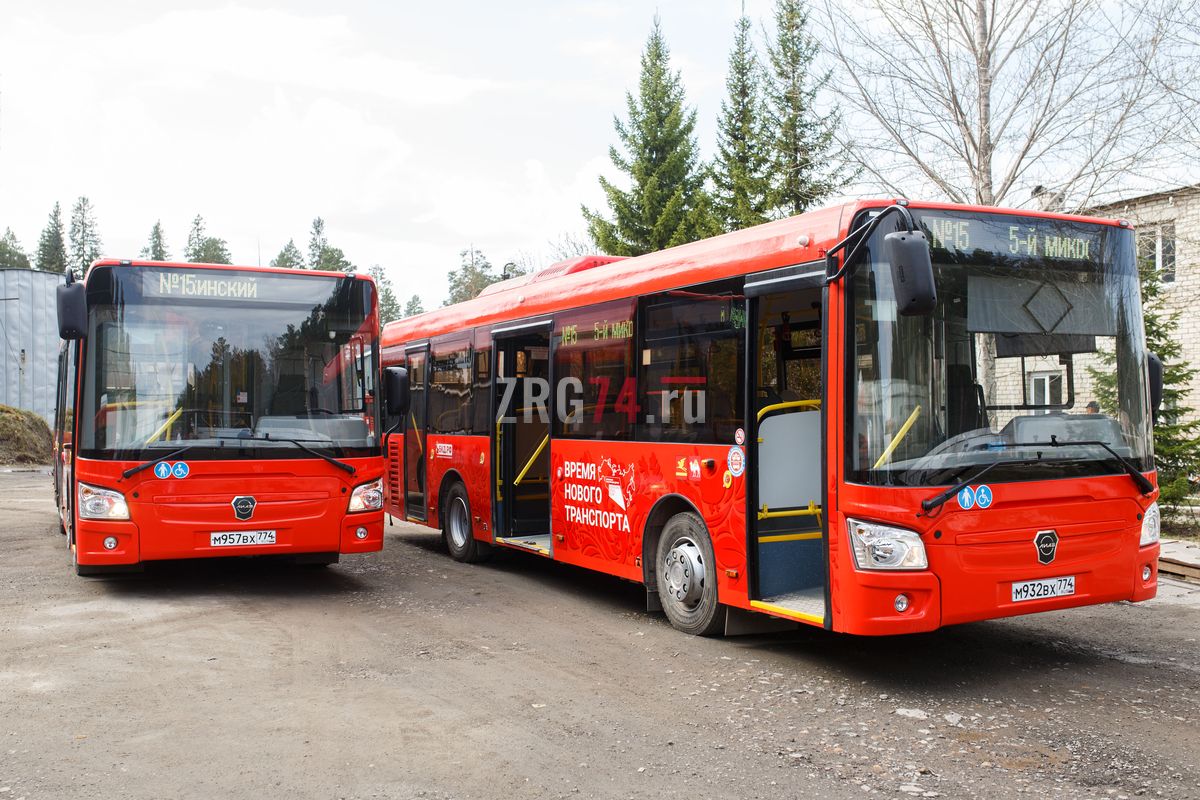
[0,0,791,307]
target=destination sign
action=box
[917,212,1106,265]
[133,267,353,307]
[147,270,260,299]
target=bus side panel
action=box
[385,432,406,519]
[550,439,749,603]
[424,434,492,541]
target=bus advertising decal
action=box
[559,458,635,533]
[727,446,745,478]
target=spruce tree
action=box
[445,247,499,304]
[307,217,353,272]
[713,9,772,232]
[582,16,715,255]
[140,221,170,261]
[270,239,305,269]
[0,228,31,269]
[404,294,425,317]
[68,197,102,273]
[1092,261,1200,517]
[367,265,401,324]
[185,215,207,262]
[765,0,843,217]
[184,215,231,264]
[35,202,67,273]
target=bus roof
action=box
[382,198,1127,347]
[84,258,373,283]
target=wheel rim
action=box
[664,537,706,609]
[448,496,470,549]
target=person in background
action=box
[1086,401,1100,414]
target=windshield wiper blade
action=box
[218,434,356,475]
[122,442,221,479]
[1018,435,1154,495]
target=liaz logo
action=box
[435,442,454,459]
[232,496,257,521]
[1034,530,1059,564]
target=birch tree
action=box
[822,0,1195,209]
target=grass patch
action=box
[0,404,53,464]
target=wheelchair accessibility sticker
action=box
[172,462,190,479]
[154,461,190,479]
[957,484,992,510]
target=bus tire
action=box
[442,482,491,563]
[655,512,724,636]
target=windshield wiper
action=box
[1013,435,1154,495]
[122,441,223,479]
[218,434,356,475]
[921,458,1011,514]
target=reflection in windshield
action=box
[849,211,1152,486]
[79,267,379,460]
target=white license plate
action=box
[1011,575,1075,602]
[210,530,277,547]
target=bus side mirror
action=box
[884,230,936,316]
[385,366,410,418]
[1148,352,1163,426]
[57,282,87,340]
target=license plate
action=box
[210,530,277,547]
[1011,575,1075,602]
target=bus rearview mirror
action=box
[56,282,87,340]
[884,230,936,316]
[1147,352,1163,426]
[385,366,410,418]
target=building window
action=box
[1138,221,1176,283]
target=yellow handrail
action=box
[409,412,424,454]
[513,433,549,487]
[147,406,184,444]
[759,500,822,524]
[757,399,821,423]
[873,405,922,469]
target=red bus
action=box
[54,259,385,575]
[380,200,1163,635]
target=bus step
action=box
[495,534,553,556]
[750,587,825,626]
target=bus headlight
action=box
[78,483,130,520]
[1140,501,1161,547]
[848,518,928,570]
[347,478,384,513]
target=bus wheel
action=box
[443,482,491,563]
[656,512,723,636]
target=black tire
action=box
[655,512,724,636]
[442,482,491,563]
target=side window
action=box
[63,343,76,445]
[429,337,472,434]
[553,299,636,440]
[471,329,492,435]
[639,281,745,443]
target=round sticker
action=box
[171,461,190,479]
[975,484,993,509]
[154,462,172,479]
[734,427,746,446]
[727,446,745,478]
[722,470,733,489]
[956,485,976,510]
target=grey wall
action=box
[0,269,64,426]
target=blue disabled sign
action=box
[171,461,190,479]
[975,484,993,509]
[154,462,172,479]
[957,485,976,510]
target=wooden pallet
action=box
[1160,539,1200,583]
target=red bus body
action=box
[381,201,1160,635]
[54,260,385,572]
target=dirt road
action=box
[1,468,1198,799]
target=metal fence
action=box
[0,269,64,426]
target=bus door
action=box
[745,267,828,625]
[404,345,429,521]
[492,323,553,554]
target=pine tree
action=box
[184,215,231,264]
[35,202,67,273]
[764,0,843,217]
[712,9,772,232]
[445,247,499,305]
[307,217,353,272]
[68,196,102,273]
[582,16,716,255]
[367,265,401,324]
[404,294,425,317]
[0,228,31,269]
[270,239,305,269]
[140,221,170,261]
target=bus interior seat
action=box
[271,374,309,416]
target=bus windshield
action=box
[848,210,1153,487]
[78,266,380,460]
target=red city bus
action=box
[54,260,385,575]
[380,201,1163,635]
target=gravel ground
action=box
[1,467,1198,800]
